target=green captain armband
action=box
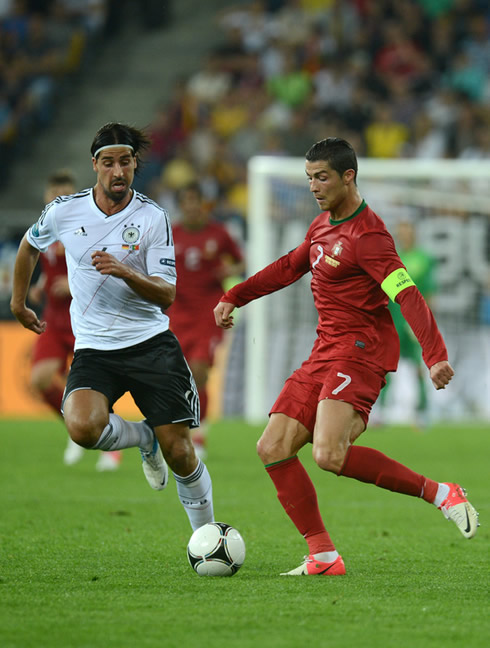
[381,268,415,302]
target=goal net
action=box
[236,156,490,425]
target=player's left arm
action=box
[358,231,454,389]
[395,288,453,389]
[91,250,176,309]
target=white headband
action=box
[93,144,134,158]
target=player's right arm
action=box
[214,301,236,329]
[10,234,46,334]
[214,240,310,329]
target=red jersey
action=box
[223,201,447,373]
[39,242,72,332]
[170,221,243,330]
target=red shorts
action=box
[31,326,75,368]
[173,322,224,365]
[270,359,386,432]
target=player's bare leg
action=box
[257,414,345,575]
[31,357,86,465]
[43,373,120,469]
[155,422,214,530]
[314,399,479,539]
[189,360,210,460]
[312,398,365,474]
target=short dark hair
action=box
[176,181,203,204]
[47,169,76,187]
[305,137,358,182]
[90,122,151,160]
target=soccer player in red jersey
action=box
[170,183,244,458]
[214,137,479,575]
[29,170,122,471]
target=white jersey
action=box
[27,188,177,351]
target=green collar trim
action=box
[329,199,367,225]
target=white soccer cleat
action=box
[63,438,84,465]
[439,483,479,539]
[140,429,168,491]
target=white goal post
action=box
[243,156,490,424]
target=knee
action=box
[162,434,196,475]
[312,446,346,474]
[30,369,51,393]
[257,434,287,465]
[64,411,107,448]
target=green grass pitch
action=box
[0,417,488,648]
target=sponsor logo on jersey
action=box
[31,223,40,237]
[324,255,340,267]
[122,226,140,244]
[160,258,176,267]
[74,226,87,236]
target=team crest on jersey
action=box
[332,240,343,256]
[122,226,140,244]
[122,225,140,251]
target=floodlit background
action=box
[0,0,489,423]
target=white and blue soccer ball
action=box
[187,522,246,576]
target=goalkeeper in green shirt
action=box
[381,220,438,426]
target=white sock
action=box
[313,551,339,563]
[92,414,153,452]
[432,482,450,508]
[173,459,214,531]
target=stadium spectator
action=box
[0,0,115,183]
[169,182,244,458]
[408,109,448,158]
[10,122,214,532]
[28,169,122,471]
[364,102,410,158]
[214,136,479,576]
[135,0,490,211]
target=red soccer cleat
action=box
[280,554,346,576]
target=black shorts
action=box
[63,330,200,429]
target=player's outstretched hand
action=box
[430,360,454,390]
[214,301,236,329]
[11,305,46,335]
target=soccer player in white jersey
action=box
[10,122,214,532]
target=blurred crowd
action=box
[0,0,115,186]
[132,0,490,234]
[0,0,170,189]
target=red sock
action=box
[339,446,438,503]
[266,456,336,554]
[41,385,64,415]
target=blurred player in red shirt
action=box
[215,137,479,576]
[28,170,122,471]
[170,183,244,458]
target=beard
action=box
[103,181,130,203]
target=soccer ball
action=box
[187,522,246,576]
